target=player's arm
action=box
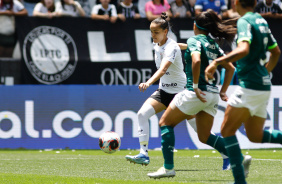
[216,41,249,65]
[219,62,235,101]
[265,45,281,73]
[191,52,207,102]
[191,52,201,86]
[139,60,172,92]
[178,43,187,50]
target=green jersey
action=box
[184,34,224,92]
[236,12,277,91]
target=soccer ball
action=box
[99,131,121,154]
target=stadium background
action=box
[0,17,281,150]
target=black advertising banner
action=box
[16,17,282,85]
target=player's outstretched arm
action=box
[178,43,188,50]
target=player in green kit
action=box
[205,0,281,182]
[147,9,237,178]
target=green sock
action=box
[206,134,228,156]
[160,126,175,170]
[262,129,282,144]
[224,136,246,184]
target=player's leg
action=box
[244,116,265,143]
[221,105,251,184]
[185,117,230,170]
[195,111,230,170]
[245,115,282,177]
[126,97,166,165]
[138,98,166,155]
[147,103,192,178]
[245,104,282,145]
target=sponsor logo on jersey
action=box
[23,26,78,84]
[162,83,177,87]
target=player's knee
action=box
[159,117,166,127]
[137,109,149,122]
[137,110,144,119]
[137,103,155,123]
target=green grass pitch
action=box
[0,149,281,184]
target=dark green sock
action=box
[160,126,175,170]
[224,136,246,184]
[206,134,228,156]
[262,129,282,144]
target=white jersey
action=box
[154,38,187,94]
[55,1,82,17]
[34,3,49,14]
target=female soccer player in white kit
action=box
[125,12,230,170]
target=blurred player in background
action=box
[146,9,236,178]
[205,0,281,183]
[125,11,231,171]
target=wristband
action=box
[193,83,198,89]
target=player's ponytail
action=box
[195,9,237,45]
[152,12,170,31]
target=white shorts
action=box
[173,90,219,117]
[227,86,270,118]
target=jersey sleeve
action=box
[33,3,42,12]
[163,44,178,63]
[267,30,278,50]
[55,2,63,13]
[14,0,25,12]
[194,0,203,10]
[74,1,82,8]
[237,18,252,44]
[110,4,117,17]
[145,1,153,12]
[91,5,99,14]
[220,0,227,11]
[188,37,201,55]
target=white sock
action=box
[137,103,155,156]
